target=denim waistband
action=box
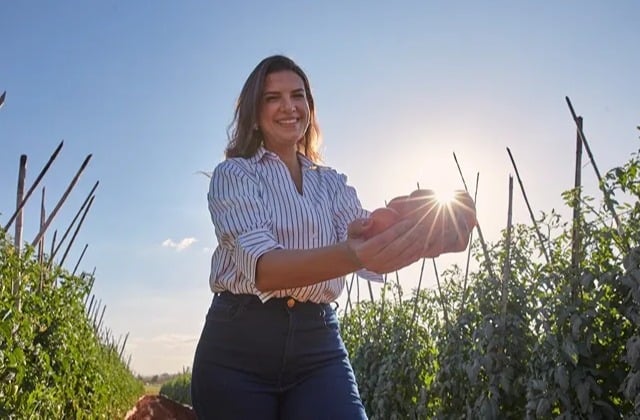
[217,291,333,312]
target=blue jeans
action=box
[191,292,367,420]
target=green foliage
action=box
[341,142,640,418]
[342,280,441,419]
[159,368,192,406]
[0,233,143,419]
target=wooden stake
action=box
[49,181,99,264]
[13,155,27,311]
[59,195,95,267]
[565,97,623,234]
[506,148,551,264]
[453,152,495,279]
[4,141,63,232]
[30,154,92,247]
[570,117,584,272]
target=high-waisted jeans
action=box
[191,292,368,420]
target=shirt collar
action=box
[250,146,318,170]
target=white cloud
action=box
[127,334,199,376]
[162,237,197,251]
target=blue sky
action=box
[1,1,638,375]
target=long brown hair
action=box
[225,55,322,163]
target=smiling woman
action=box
[190,54,477,420]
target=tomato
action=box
[409,188,437,199]
[362,207,401,239]
[451,190,478,229]
[386,195,412,216]
[380,189,478,256]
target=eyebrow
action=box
[263,88,305,97]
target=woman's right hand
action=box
[346,218,427,274]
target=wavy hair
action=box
[225,55,322,163]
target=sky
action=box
[1,1,639,376]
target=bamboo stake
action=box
[453,153,495,279]
[92,300,103,329]
[432,259,450,327]
[496,176,514,388]
[394,270,402,304]
[119,332,130,360]
[72,244,88,276]
[38,187,46,290]
[506,148,551,264]
[409,257,427,341]
[565,97,623,232]
[14,156,27,252]
[86,294,95,315]
[13,155,27,311]
[356,275,361,305]
[115,334,123,353]
[97,305,107,332]
[88,267,96,294]
[59,195,95,267]
[571,117,583,271]
[385,196,403,304]
[38,187,46,262]
[49,230,57,262]
[83,267,97,305]
[30,154,92,247]
[4,141,63,232]
[460,172,479,317]
[345,273,355,314]
[500,176,514,339]
[49,181,99,263]
[376,275,388,339]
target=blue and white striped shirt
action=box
[208,146,382,303]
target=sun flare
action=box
[434,190,456,206]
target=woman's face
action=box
[258,70,310,153]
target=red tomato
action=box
[363,207,401,239]
[451,190,478,229]
[409,188,437,199]
[386,195,412,217]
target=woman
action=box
[191,55,473,419]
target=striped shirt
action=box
[207,146,382,303]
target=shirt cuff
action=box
[235,229,283,284]
[356,268,384,283]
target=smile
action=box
[277,118,298,126]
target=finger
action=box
[357,219,416,269]
[375,224,426,270]
[348,218,372,239]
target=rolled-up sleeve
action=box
[330,171,383,283]
[208,161,283,284]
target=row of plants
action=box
[0,233,143,418]
[342,140,640,418]
[159,368,192,405]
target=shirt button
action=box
[287,298,296,308]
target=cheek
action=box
[260,102,279,119]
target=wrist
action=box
[342,241,364,271]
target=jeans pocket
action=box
[206,295,245,322]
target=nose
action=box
[280,97,296,112]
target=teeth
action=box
[279,119,297,124]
